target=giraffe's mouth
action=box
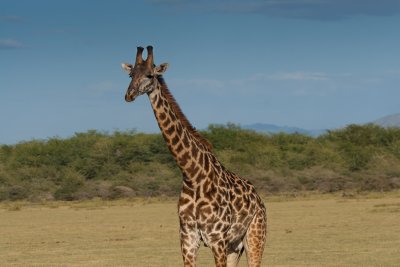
[125,92,136,102]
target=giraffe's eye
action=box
[147,74,154,79]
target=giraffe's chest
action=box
[178,186,258,251]
[195,201,253,250]
[179,196,233,235]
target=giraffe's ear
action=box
[121,63,133,74]
[154,63,169,75]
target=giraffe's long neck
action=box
[147,78,214,183]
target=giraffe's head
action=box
[121,46,168,102]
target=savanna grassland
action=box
[1,124,400,266]
[1,192,400,267]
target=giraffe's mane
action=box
[157,77,213,151]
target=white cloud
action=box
[0,38,26,49]
[165,70,338,99]
[169,78,225,89]
[87,81,120,93]
[148,0,400,20]
[227,71,330,88]
[265,71,330,81]
[168,71,332,94]
[386,69,400,75]
[0,16,23,22]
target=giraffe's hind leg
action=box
[244,210,267,267]
[227,252,241,267]
[226,244,244,267]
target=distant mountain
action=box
[242,113,400,137]
[243,123,327,137]
[373,113,400,128]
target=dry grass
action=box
[1,192,400,266]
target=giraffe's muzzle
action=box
[125,93,135,102]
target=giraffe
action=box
[121,46,267,267]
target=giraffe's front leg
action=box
[210,240,228,267]
[180,221,201,267]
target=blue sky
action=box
[1,0,400,144]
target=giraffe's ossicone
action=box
[122,46,267,267]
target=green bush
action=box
[0,124,400,201]
[54,169,85,200]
